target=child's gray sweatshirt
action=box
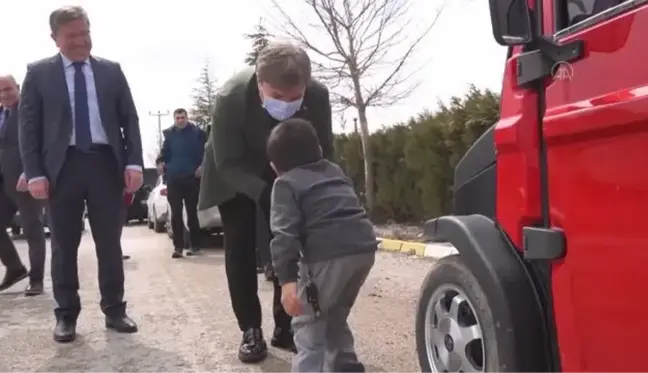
[270,159,378,285]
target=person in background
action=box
[199,41,334,363]
[19,5,143,342]
[267,118,377,373]
[156,108,206,258]
[0,74,47,296]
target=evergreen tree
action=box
[190,61,218,130]
[244,20,272,66]
[334,86,500,223]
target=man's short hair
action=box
[49,6,90,35]
[256,41,311,90]
[173,108,187,117]
[267,118,322,173]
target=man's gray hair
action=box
[256,41,311,90]
[49,5,90,35]
[0,75,18,86]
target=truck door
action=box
[543,1,648,371]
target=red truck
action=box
[415,0,648,371]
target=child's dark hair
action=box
[267,118,322,173]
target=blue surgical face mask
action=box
[262,96,303,121]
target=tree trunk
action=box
[356,106,374,213]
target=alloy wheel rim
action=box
[424,284,485,372]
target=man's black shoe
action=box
[105,315,138,333]
[270,327,297,353]
[239,328,268,363]
[186,247,200,256]
[53,320,76,343]
[24,281,44,296]
[0,266,28,291]
[171,250,183,259]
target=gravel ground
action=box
[374,223,425,242]
[0,224,435,372]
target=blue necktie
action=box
[73,62,92,150]
[0,109,6,131]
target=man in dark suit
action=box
[198,41,333,363]
[19,5,144,343]
[0,75,47,296]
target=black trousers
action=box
[0,175,46,282]
[218,191,292,332]
[50,146,125,321]
[166,175,201,249]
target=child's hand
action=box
[281,282,303,316]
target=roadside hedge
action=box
[334,85,500,224]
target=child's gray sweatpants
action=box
[291,251,376,373]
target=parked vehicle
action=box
[125,185,151,223]
[146,175,168,233]
[415,1,648,372]
[166,203,222,243]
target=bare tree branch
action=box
[267,0,444,212]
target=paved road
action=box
[0,224,434,372]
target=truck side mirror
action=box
[489,0,534,46]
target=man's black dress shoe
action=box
[171,249,183,259]
[0,266,28,291]
[105,315,138,333]
[53,320,76,343]
[271,327,297,353]
[239,328,268,363]
[24,282,44,296]
[186,247,200,256]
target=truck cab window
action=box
[560,0,625,29]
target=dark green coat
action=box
[198,67,333,210]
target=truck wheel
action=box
[153,209,165,233]
[416,255,499,372]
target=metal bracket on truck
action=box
[517,37,585,87]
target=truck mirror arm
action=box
[517,36,585,87]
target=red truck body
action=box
[416,1,648,372]
[496,2,648,371]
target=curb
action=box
[378,238,458,258]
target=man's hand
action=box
[281,282,303,317]
[16,173,28,192]
[28,178,49,200]
[124,169,143,193]
[194,165,202,178]
[157,162,165,175]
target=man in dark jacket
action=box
[0,74,47,296]
[157,108,206,257]
[198,41,333,363]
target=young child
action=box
[267,118,378,373]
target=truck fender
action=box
[424,214,550,371]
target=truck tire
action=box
[153,209,165,233]
[416,254,499,372]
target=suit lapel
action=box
[50,54,71,114]
[89,57,110,135]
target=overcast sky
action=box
[1,0,506,167]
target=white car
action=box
[166,203,223,241]
[146,176,168,233]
